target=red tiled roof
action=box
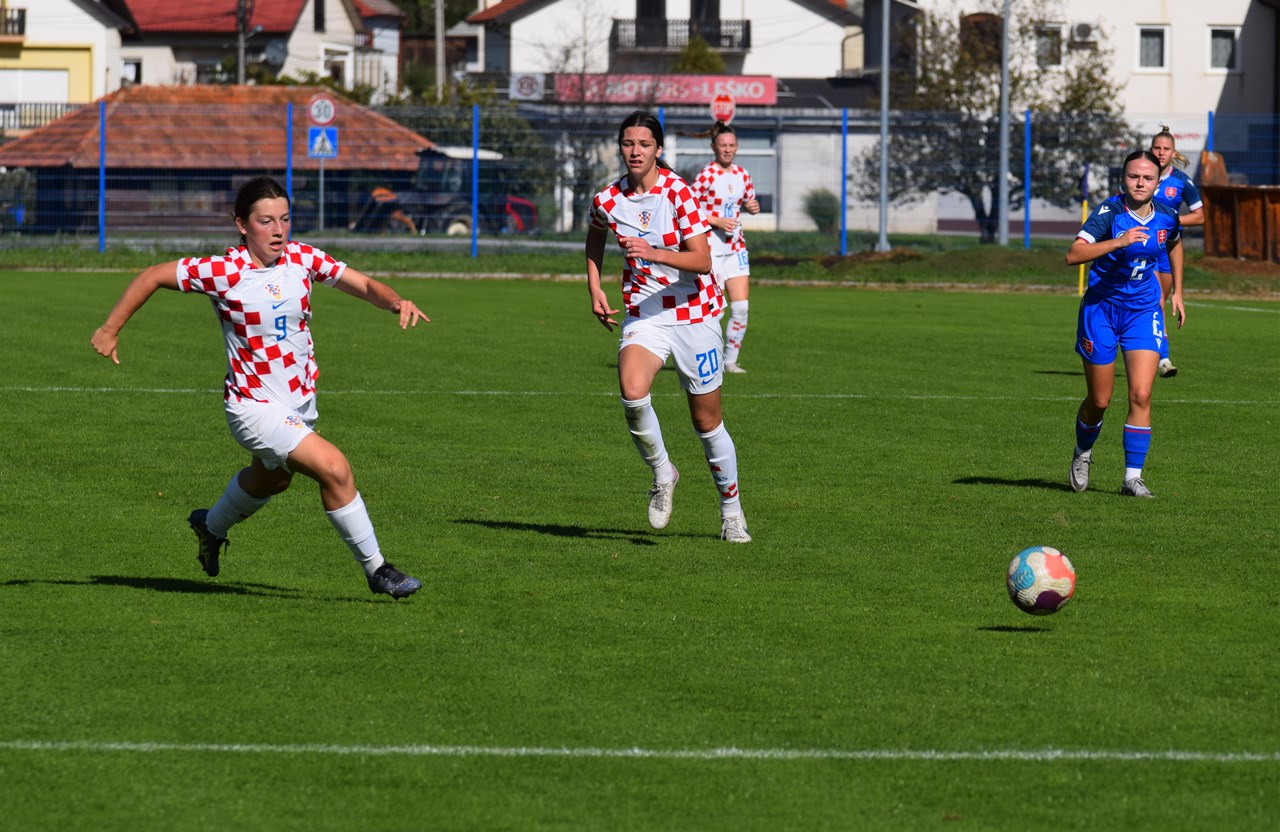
[115,0,306,35]
[351,0,405,16]
[0,85,434,171]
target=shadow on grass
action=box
[978,624,1051,633]
[453,518,676,546]
[953,476,1074,492]
[1,575,304,597]
[1033,369,1085,377]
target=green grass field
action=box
[0,269,1277,830]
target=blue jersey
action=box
[1153,167,1202,214]
[1077,194,1181,311]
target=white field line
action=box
[1184,301,1280,313]
[0,739,1276,763]
[2,386,1276,407]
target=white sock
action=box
[205,472,272,539]
[1125,467,1143,481]
[622,395,675,483]
[325,492,385,576]
[698,421,741,516]
[723,300,749,364]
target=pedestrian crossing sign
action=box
[308,127,338,159]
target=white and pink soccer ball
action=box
[1006,546,1076,615]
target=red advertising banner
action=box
[554,74,777,105]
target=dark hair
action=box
[676,120,736,146]
[617,110,671,171]
[1124,149,1160,170]
[234,176,290,222]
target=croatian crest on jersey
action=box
[1157,229,1168,244]
[266,283,283,300]
[1164,186,1178,199]
[638,210,652,230]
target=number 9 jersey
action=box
[1076,194,1181,311]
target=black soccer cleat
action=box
[187,508,229,578]
[367,562,423,599]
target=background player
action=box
[91,176,428,597]
[690,122,760,374]
[1066,150,1186,499]
[584,111,750,542]
[1149,125,1204,378]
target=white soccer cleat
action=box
[724,362,747,374]
[647,467,679,529]
[720,512,752,543]
[1158,358,1178,378]
[1121,477,1155,498]
[1069,448,1092,493]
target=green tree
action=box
[671,35,727,74]
[854,0,1130,243]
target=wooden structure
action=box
[1201,151,1280,264]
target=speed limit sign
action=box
[308,92,337,126]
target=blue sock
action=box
[1123,424,1152,471]
[1075,418,1103,453]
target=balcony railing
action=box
[610,19,751,53]
[2,7,26,38]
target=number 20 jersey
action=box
[176,242,346,406]
[1076,194,1181,311]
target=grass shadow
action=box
[1,575,304,597]
[978,624,1051,633]
[1033,369,1084,377]
[953,476,1074,492]
[453,518,672,546]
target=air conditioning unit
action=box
[1070,21,1099,43]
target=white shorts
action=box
[225,397,317,471]
[712,250,750,286]
[620,316,725,395]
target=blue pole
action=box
[1207,110,1214,152]
[98,99,106,253]
[471,103,480,258]
[1023,108,1031,249]
[286,102,294,207]
[658,107,665,133]
[840,108,848,256]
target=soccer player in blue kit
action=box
[1066,150,1186,498]
[1149,126,1204,378]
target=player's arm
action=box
[334,267,428,329]
[1178,206,1204,227]
[619,231,712,275]
[585,224,619,331]
[91,260,182,364]
[1065,226,1149,266]
[1166,238,1186,328]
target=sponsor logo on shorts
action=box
[1081,338,1093,356]
[284,414,304,428]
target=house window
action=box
[315,0,326,33]
[1208,26,1240,72]
[1036,24,1064,68]
[1137,25,1169,71]
[122,59,142,85]
[960,13,1002,66]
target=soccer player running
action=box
[91,176,428,597]
[1067,150,1186,499]
[1149,125,1204,378]
[690,122,760,374]
[585,110,750,542]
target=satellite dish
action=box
[265,39,288,65]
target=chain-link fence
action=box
[0,101,1274,250]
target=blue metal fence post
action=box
[98,100,106,253]
[840,108,848,256]
[286,102,294,206]
[1023,108,1031,249]
[1207,110,1214,152]
[471,103,480,258]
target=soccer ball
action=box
[1006,546,1076,615]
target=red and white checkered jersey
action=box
[691,161,755,255]
[590,169,723,324]
[176,242,346,406]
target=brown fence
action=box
[1201,152,1280,263]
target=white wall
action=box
[18,0,123,99]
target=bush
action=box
[803,188,840,234]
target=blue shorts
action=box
[1076,297,1166,364]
